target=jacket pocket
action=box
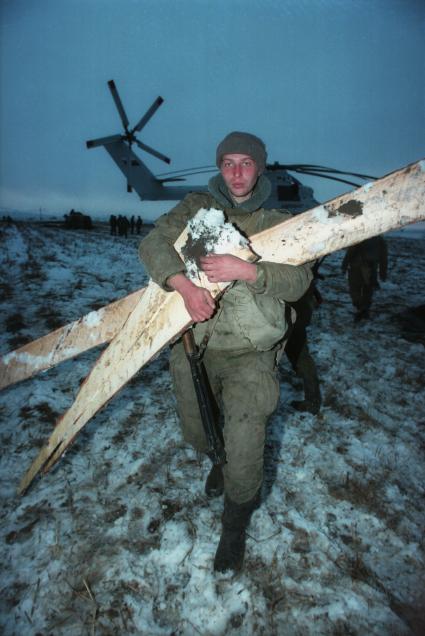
[230,284,288,351]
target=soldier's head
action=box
[216,131,267,203]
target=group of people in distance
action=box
[109,214,144,237]
[138,131,388,573]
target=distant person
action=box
[122,215,130,238]
[341,236,388,322]
[109,214,117,235]
[136,216,143,234]
[284,281,321,414]
[117,215,129,238]
[130,215,135,234]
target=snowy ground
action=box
[0,219,424,636]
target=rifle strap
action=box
[198,303,224,358]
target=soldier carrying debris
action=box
[139,132,313,573]
[341,236,388,321]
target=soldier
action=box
[117,215,129,238]
[342,236,388,321]
[122,215,130,238]
[139,132,313,573]
[109,214,117,235]
[136,216,143,234]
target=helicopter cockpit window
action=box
[277,183,300,201]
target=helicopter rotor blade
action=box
[291,168,362,188]
[108,80,130,131]
[86,134,123,149]
[269,163,376,181]
[291,165,376,181]
[132,96,164,133]
[160,168,216,179]
[157,176,186,183]
[156,164,216,177]
[135,139,170,164]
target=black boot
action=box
[205,463,224,498]
[214,494,259,573]
[291,399,320,415]
[354,308,370,322]
[291,376,321,414]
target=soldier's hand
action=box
[200,254,257,283]
[167,273,215,322]
[183,286,216,322]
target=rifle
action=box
[181,329,226,465]
[312,256,326,305]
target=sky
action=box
[0,0,424,221]
[1,222,424,634]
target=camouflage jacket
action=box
[139,175,313,352]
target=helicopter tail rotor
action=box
[135,138,170,164]
[86,79,170,193]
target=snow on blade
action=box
[182,207,249,280]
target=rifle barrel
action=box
[182,330,225,464]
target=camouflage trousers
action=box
[170,342,280,504]
[348,263,378,311]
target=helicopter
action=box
[86,80,375,214]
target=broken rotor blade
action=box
[0,289,145,391]
[132,96,164,133]
[17,158,425,495]
[108,79,130,131]
[86,134,123,149]
[135,139,170,164]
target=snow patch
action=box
[83,308,104,327]
[183,207,249,279]
[0,222,424,636]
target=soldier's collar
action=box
[208,174,271,213]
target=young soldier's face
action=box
[220,153,260,203]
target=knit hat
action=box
[216,131,267,174]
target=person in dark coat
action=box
[109,214,117,235]
[342,236,388,321]
[117,215,129,238]
[136,216,143,234]
[123,216,130,238]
